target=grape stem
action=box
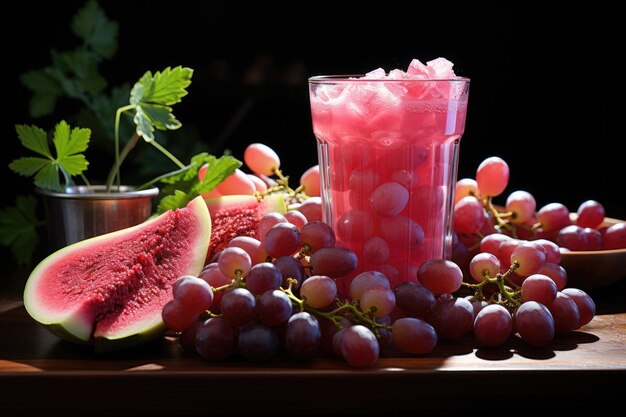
[485,197,515,235]
[279,285,390,337]
[208,274,391,339]
[461,261,522,311]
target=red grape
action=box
[576,200,605,229]
[454,196,485,234]
[418,259,463,295]
[562,288,596,328]
[395,282,435,319]
[603,223,626,249]
[505,190,536,224]
[300,275,338,308]
[392,318,437,354]
[244,143,280,176]
[514,301,555,346]
[340,325,380,367]
[476,156,509,197]
[473,304,513,347]
[547,292,580,333]
[300,165,321,197]
[195,317,236,360]
[521,274,557,305]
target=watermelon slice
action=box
[23,196,211,352]
[204,193,286,260]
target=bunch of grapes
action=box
[454,156,626,253]
[163,213,444,367]
[450,156,600,346]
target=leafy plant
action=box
[3,65,240,264]
[107,66,193,190]
[1,2,240,265]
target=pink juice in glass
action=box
[308,59,470,295]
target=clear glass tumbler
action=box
[309,75,470,294]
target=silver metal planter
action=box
[37,185,159,250]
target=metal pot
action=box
[37,185,159,250]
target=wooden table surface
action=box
[1,272,625,416]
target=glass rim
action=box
[309,75,470,83]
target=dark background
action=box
[1,1,617,266]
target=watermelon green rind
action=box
[94,323,166,353]
[23,196,211,352]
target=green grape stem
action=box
[485,197,515,234]
[461,261,522,311]
[280,285,391,336]
[207,273,391,338]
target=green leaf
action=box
[21,68,63,116]
[20,70,63,95]
[129,66,193,142]
[29,93,59,118]
[8,157,50,177]
[44,51,103,101]
[16,195,39,222]
[155,153,241,214]
[141,104,181,130]
[157,190,190,214]
[0,196,42,265]
[15,125,52,157]
[196,155,242,194]
[130,66,193,106]
[62,49,96,79]
[72,0,118,59]
[34,163,61,191]
[133,110,156,142]
[10,121,91,191]
[53,125,91,160]
[79,73,107,94]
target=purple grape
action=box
[285,312,321,360]
[257,290,293,326]
[273,256,305,290]
[238,324,278,362]
[220,288,256,327]
[195,317,236,360]
[245,262,282,295]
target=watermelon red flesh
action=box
[24,196,211,346]
[205,194,286,260]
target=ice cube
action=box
[364,68,386,79]
[388,69,408,79]
[426,58,456,78]
[407,59,435,79]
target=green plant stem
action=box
[105,104,136,191]
[150,140,186,169]
[136,164,191,191]
[105,131,140,191]
[80,173,91,187]
[59,166,73,190]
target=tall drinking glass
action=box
[309,76,470,294]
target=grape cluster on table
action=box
[162,145,608,368]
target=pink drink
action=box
[309,59,470,295]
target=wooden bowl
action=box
[560,216,626,290]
